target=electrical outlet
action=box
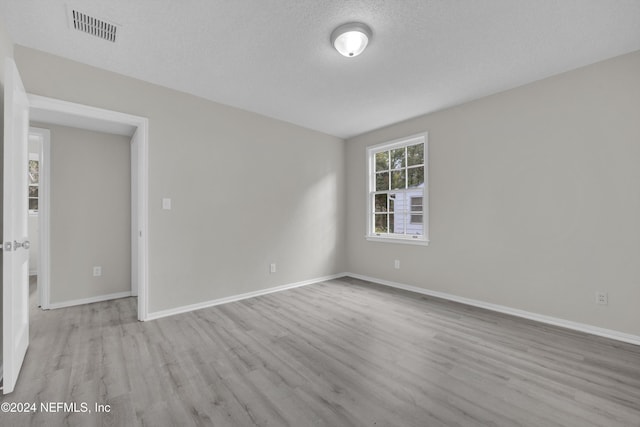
[394,259,400,269]
[93,266,102,277]
[270,263,276,274]
[596,292,608,305]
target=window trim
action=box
[366,132,429,246]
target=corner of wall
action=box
[0,16,15,86]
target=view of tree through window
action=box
[368,135,427,242]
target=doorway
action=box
[28,95,149,321]
[26,127,46,308]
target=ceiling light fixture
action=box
[330,22,372,58]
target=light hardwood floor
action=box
[1,276,639,426]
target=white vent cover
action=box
[68,9,118,42]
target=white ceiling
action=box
[1,0,639,138]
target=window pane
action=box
[374,214,388,233]
[29,160,39,184]
[29,186,38,198]
[375,151,389,172]
[391,170,405,190]
[29,199,38,211]
[376,172,389,191]
[391,148,405,169]
[392,211,415,234]
[408,166,424,188]
[410,214,423,224]
[389,194,404,234]
[374,194,387,212]
[29,172,38,185]
[407,143,424,166]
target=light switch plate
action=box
[162,198,172,210]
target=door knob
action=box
[13,240,30,250]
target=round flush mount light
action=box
[330,22,372,58]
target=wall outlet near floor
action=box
[93,266,102,277]
[394,259,400,269]
[270,263,276,274]
[596,292,608,305]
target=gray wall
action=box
[15,46,347,313]
[346,50,640,336]
[0,17,13,84]
[9,42,640,338]
[34,123,132,304]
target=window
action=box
[410,197,423,224]
[28,155,39,213]
[367,133,428,245]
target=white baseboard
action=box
[146,273,347,321]
[47,291,132,310]
[345,273,640,347]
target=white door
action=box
[2,58,30,394]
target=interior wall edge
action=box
[146,272,348,321]
[345,272,640,347]
[46,291,132,310]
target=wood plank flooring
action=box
[1,276,639,426]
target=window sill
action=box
[366,235,429,246]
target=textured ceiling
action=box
[1,0,639,138]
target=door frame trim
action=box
[28,127,50,310]
[28,95,149,321]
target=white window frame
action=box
[366,132,429,246]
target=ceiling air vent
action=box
[68,9,118,42]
